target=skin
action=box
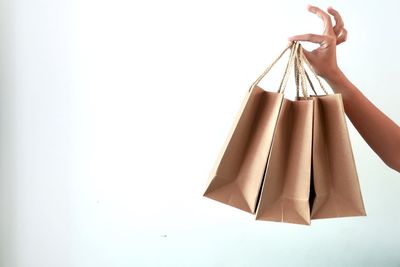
[288,5,400,172]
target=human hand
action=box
[288,5,347,81]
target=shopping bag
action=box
[203,42,300,214]
[254,97,314,224]
[254,43,314,225]
[296,45,367,220]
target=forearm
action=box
[324,70,400,171]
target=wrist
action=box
[323,68,345,84]
[322,68,356,98]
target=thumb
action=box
[301,48,313,63]
[300,48,316,70]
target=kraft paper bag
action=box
[255,97,314,225]
[203,86,283,213]
[203,42,299,214]
[295,44,366,220]
[254,43,313,225]
[310,94,366,219]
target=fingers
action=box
[327,6,347,44]
[288,34,334,49]
[286,40,295,50]
[288,6,348,47]
[327,6,344,36]
[307,5,335,36]
[336,28,348,45]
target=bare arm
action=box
[326,69,400,171]
[289,5,400,172]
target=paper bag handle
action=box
[294,45,321,98]
[294,47,310,98]
[249,41,299,93]
[296,44,328,96]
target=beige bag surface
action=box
[295,46,366,220]
[255,97,313,225]
[203,42,299,214]
[255,44,314,225]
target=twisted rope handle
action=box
[294,46,318,98]
[249,41,299,94]
[297,45,328,95]
[294,47,308,98]
[278,41,300,94]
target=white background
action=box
[1,0,399,266]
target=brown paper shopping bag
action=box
[254,44,314,225]
[254,97,314,225]
[296,45,367,220]
[311,94,366,219]
[203,42,300,214]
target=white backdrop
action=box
[1,0,400,266]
